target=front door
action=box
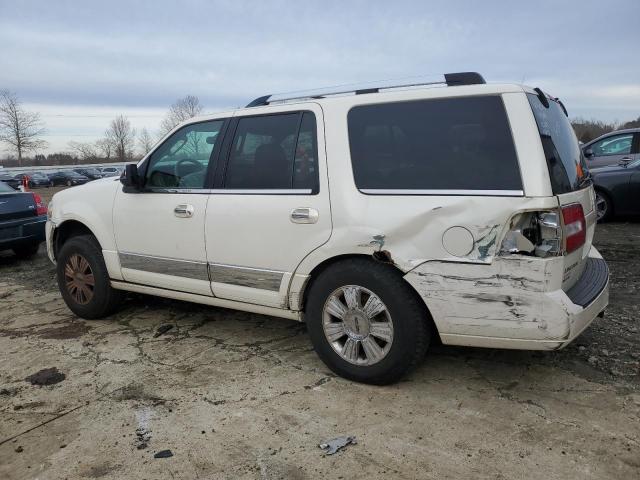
[587,132,636,168]
[204,105,331,308]
[113,119,227,296]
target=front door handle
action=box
[174,204,194,218]
[290,207,319,224]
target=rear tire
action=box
[13,242,41,259]
[56,235,123,319]
[595,190,613,222]
[305,258,431,385]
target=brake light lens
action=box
[31,192,48,216]
[561,203,586,254]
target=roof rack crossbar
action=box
[245,71,485,107]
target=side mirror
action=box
[583,148,594,158]
[120,164,142,192]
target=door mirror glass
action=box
[583,148,594,158]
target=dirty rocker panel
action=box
[208,263,284,291]
[119,252,209,281]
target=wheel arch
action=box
[52,220,101,260]
[297,253,440,340]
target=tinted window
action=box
[145,120,224,189]
[527,94,587,194]
[348,96,522,191]
[590,133,633,156]
[0,181,14,192]
[225,112,318,191]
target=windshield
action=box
[527,93,589,193]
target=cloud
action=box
[0,0,638,153]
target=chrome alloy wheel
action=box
[595,191,608,221]
[64,254,95,305]
[322,285,394,366]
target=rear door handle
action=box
[174,204,194,218]
[290,207,319,224]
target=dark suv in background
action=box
[48,170,90,186]
[74,168,103,180]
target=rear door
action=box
[204,104,331,308]
[528,94,595,289]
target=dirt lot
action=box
[0,187,639,479]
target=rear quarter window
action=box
[527,93,586,194]
[347,95,522,193]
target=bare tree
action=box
[0,90,48,166]
[105,115,136,162]
[137,127,154,155]
[160,95,203,135]
[68,141,98,162]
[95,138,113,161]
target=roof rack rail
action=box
[245,71,485,107]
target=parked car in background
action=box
[74,168,103,180]
[0,172,20,190]
[100,166,122,177]
[0,181,47,258]
[582,128,639,169]
[48,170,90,187]
[14,171,53,188]
[46,73,608,385]
[591,158,640,221]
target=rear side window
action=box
[224,112,319,192]
[527,93,587,194]
[347,96,522,192]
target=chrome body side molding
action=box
[118,252,285,291]
[119,252,209,281]
[208,263,284,291]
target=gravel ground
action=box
[0,187,638,479]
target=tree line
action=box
[0,92,203,168]
[1,88,639,168]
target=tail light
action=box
[501,204,586,257]
[31,192,47,216]
[561,203,586,254]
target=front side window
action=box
[224,112,319,191]
[590,134,633,156]
[347,96,522,192]
[145,120,224,189]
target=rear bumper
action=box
[0,215,46,250]
[404,246,609,350]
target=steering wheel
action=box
[175,159,204,179]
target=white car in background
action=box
[99,166,123,177]
[46,72,609,384]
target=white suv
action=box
[46,73,609,384]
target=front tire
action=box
[306,259,431,385]
[56,235,123,319]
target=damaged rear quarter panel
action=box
[404,255,574,341]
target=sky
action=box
[0,0,639,155]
